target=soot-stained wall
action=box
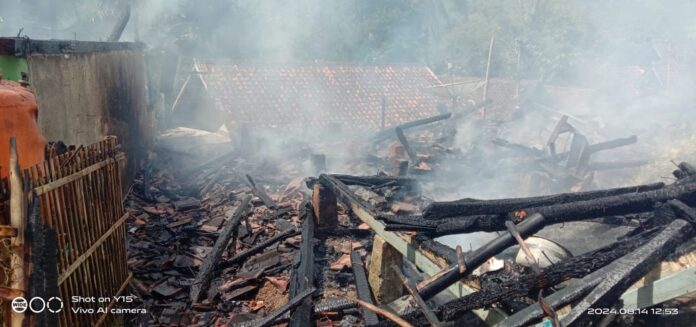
[26,49,153,182]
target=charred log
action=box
[190,195,251,302]
[422,181,696,233]
[423,182,665,219]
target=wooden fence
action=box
[0,137,130,326]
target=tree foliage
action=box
[3,0,696,84]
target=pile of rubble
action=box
[124,151,387,326]
[122,106,696,327]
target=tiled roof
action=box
[194,61,443,129]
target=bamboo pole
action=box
[481,34,496,119]
[9,137,26,326]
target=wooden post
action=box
[9,137,26,326]
[368,235,403,304]
[312,183,338,227]
[481,34,495,119]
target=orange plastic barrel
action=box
[0,79,46,179]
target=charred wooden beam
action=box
[586,135,638,154]
[351,251,379,325]
[217,228,300,271]
[395,126,418,164]
[376,227,659,327]
[312,182,338,227]
[373,112,453,142]
[492,138,544,156]
[316,174,506,322]
[234,287,317,327]
[422,181,696,232]
[27,192,58,327]
[190,195,250,302]
[498,208,694,327]
[306,174,418,190]
[246,174,277,209]
[677,162,696,177]
[289,204,316,327]
[438,227,659,320]
[392,264,442,327]
[561,215,695,326]
[546,115,571,158]
[423,182,665,218]
[416,214,547,300]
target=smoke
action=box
[4,1,696,238]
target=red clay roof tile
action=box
[194,61,443,129]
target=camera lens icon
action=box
[10,297,62,314]
[11,297,28,313]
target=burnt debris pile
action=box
[122,109,696,327]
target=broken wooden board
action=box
[317,175,507,324]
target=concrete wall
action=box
[26,50,153,180]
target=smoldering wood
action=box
[498,208,694,327]
[234,287,317,327]
[312,182,338,227]
[395,126,418,163]
[494,135,638,162]
[318,174,381,213]
[413,235,457,264]
[383,227,660,326]
[306,174,418,190]
[216,228,299,271]
[492,138,545,157]
[545,115,571,157]
[423,182,665,218]
[515,182,696,225]
[351,251,379,325]
[246,174,277,209]
[27,192,59,327]
[289,204,315,327]
[392,264,443,327]
[677,161,696,177]
[190,195,251,302]
[564,133,589,173]
[416,214,547,300]
[439,227,659,320]
[561,217,695,326]
[421,181,696,233]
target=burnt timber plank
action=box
[289,204,315,327]
[497,217,695,327]
[246,174,277,208]
[561,217,695,326]
[217,228,300,271]
[235,287,317,327]
[190,195,251,302]
[392,264,442,327]
[423,181,696,232]
[316,174,507,324]
[423,182,665,218]
[351,251,380,325]
[395,126,418,164]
